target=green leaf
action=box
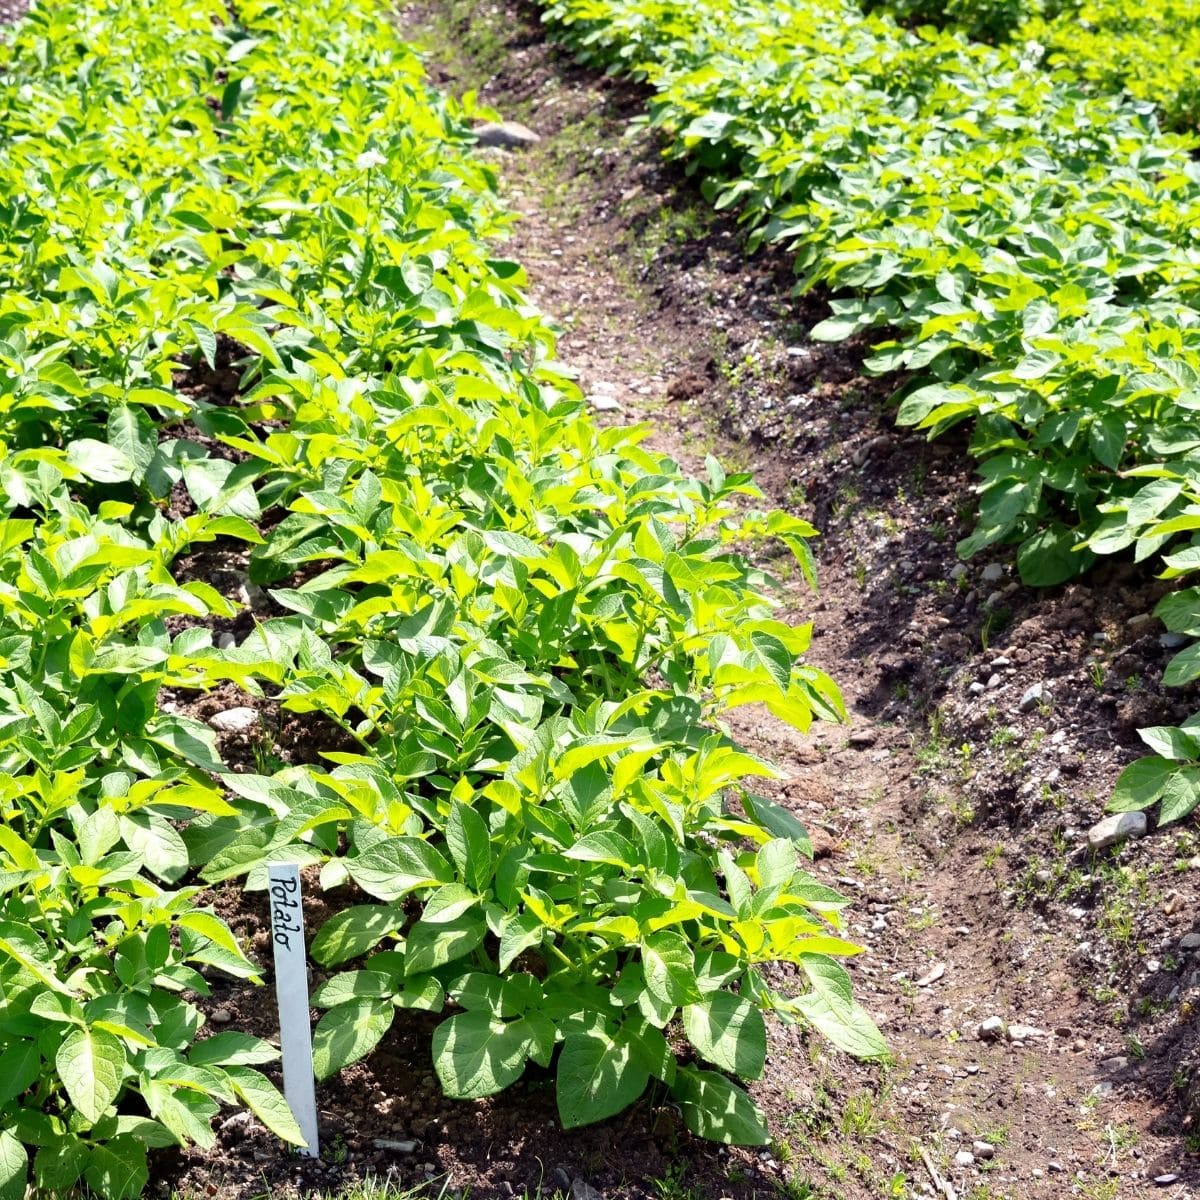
[556,1030,649,1128]
[670,1066,769,1144]
[190,1032,279,1067]
[0,1130,27,1200]
[346,838,454,901]
[755,838,797,891]
[750,631,792,690]
[0,1039,40,1105]
[107,406,157,478]
[1088,413,1126,470]
[312,970,394,1007]
[641,931,701,1006]
[1017,525,1093,587]
[432,1011,529,1098]
[1109,755,1176,812]
[1158,770,1200,825]
[498,909,543,972]
[56,1026,126,1124]
[33,1137,88,1195]
[226,1066,308,1146]
[310,905,404,966]
[795,956,887,1059]
[742,793,812,854]
[311,999,395,1080]
[1138,726,1200,762]
[404,909,486,975]
[563,830,638,869]
[682,993,767,1079]
[66,439,137,484]
[119,813,190,883]
[83,1136,148,1200]
[1155,589,1200,635]
[446,800,492,893]
[1165,644,1200,687]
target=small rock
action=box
[236,578,269,611]
[969,681,986,696]
[978,1016,1005,1041]
[849,729,877,748]
[1161,632,1189,650]
[571,1181,604,1200]
[981,563,1004,583]
[589,392,622,412]
[852,435,889,466]
[973,1142,994,1160]
[1128,612,1156,632]
[208,706,260,734]
[1048,1162,1064,1174]
[374,1139,418,1153]
[987,673,1002,689]
[1086,811,1148,851]
[950,563,968,581]
[473,120,540,149]
[1155,1174,1180,1186]
[1181,933,1200,951]
[953,1150,975,1168]
[211,1008,233,1024]
[220,1111,253,1134]
[215,631,237,649]
[1019,682,1050,713]
[1100,1056,1130,1072]
[916,963,946,987]
[1035,869,1052,884]
[1006,1023,1047,1041]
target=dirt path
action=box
[397,4,1200,1198]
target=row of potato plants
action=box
[0,0,881,1193]
[538,0,1200,825]
[861,0,1200,132]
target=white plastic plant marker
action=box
[267,862,320,1157]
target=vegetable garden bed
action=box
[0,0,883,1196]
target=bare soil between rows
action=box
[162,3,1200,1198]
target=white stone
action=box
[208,706,261,734]
[978,1016,1005,1040]
[1006,1023,1047,1041]
[473,120,540,149]
[1086,811,1147,851]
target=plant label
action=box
[267,862,320,1157]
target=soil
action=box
[123,1,1200,1198]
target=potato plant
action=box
[537,0,1200,821]
[862,0,1200,131]
[0,0,879,1190]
